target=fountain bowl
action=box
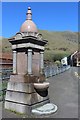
[33,82,49,91]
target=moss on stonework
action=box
[5,108,25,115]
[5,108,39,118]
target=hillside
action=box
[1,30,78,61]
[1,37,12,53]
[39,30,78,61]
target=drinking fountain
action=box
[5,7,58,115]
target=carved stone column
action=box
[40,51,44,74]
[13,51,17,74]
[27,49,32,74]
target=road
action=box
[0,67,79,118]
[48,67,78,118]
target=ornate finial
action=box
[28,7,31,10]
[26,7,32,20]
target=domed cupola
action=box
[20,7,38,33]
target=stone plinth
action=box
[5,81,50,114]
[10,74,45,83]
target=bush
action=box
[45,47,50,50]
[52,53,70,62]
[44,51,70,62]
[55,60,61,67]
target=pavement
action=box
[0,67,79,119]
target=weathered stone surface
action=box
[16,52,45,77]
[24,74,38,83]
[5,99,50,114]
[32,52,40,76]
[5,90,49,105]
[5,81,49,106]
[17,52,27,74]
[10,74,37,83]
[7,81,35,93]
[5,101,31,114]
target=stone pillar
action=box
[13,51,17,74]
[40,51,44,74]
[28,49,32,74]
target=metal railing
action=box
[44,65,70,78]
[0,89,6,102]
[0,66,70,80]
[0,68,13,80]
[0,68,12,102]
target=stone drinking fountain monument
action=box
[5,7,57,115]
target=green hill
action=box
[39,30,78,61]
[1,30,78,61]
[1,37,12,53]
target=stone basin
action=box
[33,82,49,91]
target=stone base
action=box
[39,74,45,82]
[32,103,58,115]
[10,74,37,83]
[5,99,50,114]
[10,74,45,83]
[5,81,50,114]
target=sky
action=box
[1,2,78,38]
